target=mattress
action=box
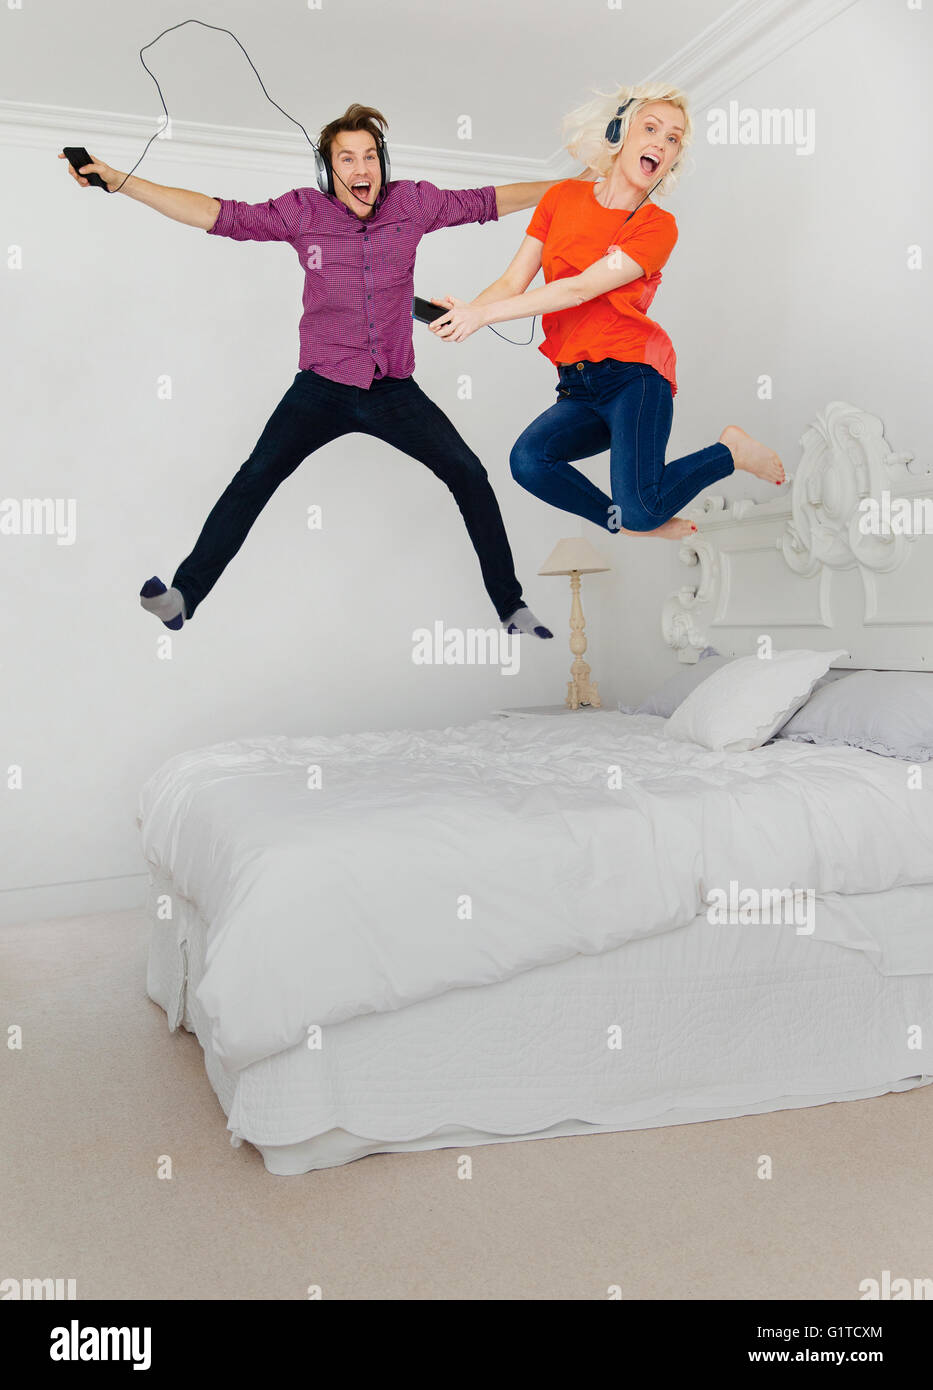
[137,713,933,1075]
[146,866,933,1175]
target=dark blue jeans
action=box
[173,369,524,621]
[509,359,734,532]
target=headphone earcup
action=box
[380,141,391,186]
[313,148,331,195]
[605,98,634,146]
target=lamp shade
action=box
[538,536,611,576]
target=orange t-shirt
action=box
[525,179,679,396]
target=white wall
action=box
[0,0,727,162]
[594,0,931,709]
[3,0,928,924]
[0,141,589,925]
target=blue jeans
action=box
[509,359,734,532]
[173,369,524,620]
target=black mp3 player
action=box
[412,296,448,325]
[62,147,110,191]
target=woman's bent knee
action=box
[510,441,541,486]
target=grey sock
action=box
[504,605,553,639]
[140,586,187,623]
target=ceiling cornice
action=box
[0,0,861,185]
[549,0,861,172]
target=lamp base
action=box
[562,570,602,710]
[566,666,601,711]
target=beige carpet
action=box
[2,909,931,1301]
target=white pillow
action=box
[665,648,848,752]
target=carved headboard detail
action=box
[661,401,931,668]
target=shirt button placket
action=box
[362,227,378,369]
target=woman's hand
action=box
[428,295,488,343]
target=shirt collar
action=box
[328,184,388,221]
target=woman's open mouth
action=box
[640,153,660,176]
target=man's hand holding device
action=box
[59,147,122,192]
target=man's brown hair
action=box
[318,103,388,168]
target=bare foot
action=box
[616,516,698,540]
[719,425,785,485]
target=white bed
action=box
[140,402,933,1174]
[145,847,933,1176]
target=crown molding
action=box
[0,97,555,183]
[647,0,860,104]
[548,0,860,173]
[1,0,861,184]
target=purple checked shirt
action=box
[206,180,498,387]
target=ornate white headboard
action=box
[662,402,933,669]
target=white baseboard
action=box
[0,874,148,929]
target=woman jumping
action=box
[429,82,784,540]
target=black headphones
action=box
[605,97,636,146]
[606,96,682,167]
[604,95,681,221]
[314,132,391,198]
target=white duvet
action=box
[136,712,933,1071]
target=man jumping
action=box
[61,103,573,638]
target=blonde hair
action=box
[561,82,693,197]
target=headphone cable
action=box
[111,18,369,207]
[107,20,659,347]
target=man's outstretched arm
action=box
[417,171,593,234]
[59,151,302,241]
[59,152,220,227]
[493,169,595,217]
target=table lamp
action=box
[538,537,611,710]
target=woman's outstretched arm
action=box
[430,241,647,344]
[468,235,545,308]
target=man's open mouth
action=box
[640,153,661,175]
[351,180,372,196]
